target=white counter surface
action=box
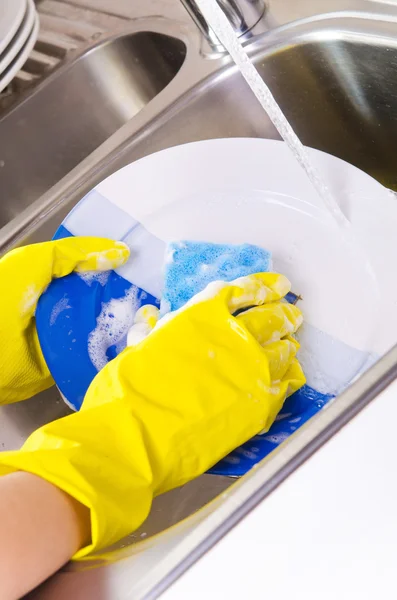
[163,378,397,600]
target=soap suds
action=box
[76,244,129,273]
[21,284,40,317]
[50,295,71,326]
[126,305,159,346]
[78,270,111,287]
[127,322,152,347]
[88,286,139,371]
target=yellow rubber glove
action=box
[0,237,129,404]
[0,273,305,557]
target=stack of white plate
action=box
[0,0,39,93]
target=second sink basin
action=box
[0,28,186,229]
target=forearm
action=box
[0,472,90,600]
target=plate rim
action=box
[0,0,27,56]
[0,10,39,94]
[0,0,35,75]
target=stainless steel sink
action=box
[1,1,397,598]
[0,27,186,228]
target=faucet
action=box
[180,0,267,49]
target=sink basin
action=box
[105,17,397,191]
[1,3,397,599]
[0,28,186,229]
[260,23,397,191]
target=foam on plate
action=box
[88,285,140,371]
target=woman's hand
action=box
[0,237,129,403]
[0,272,305,559]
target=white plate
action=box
[0,11,38,94]
[94,138,395,354]
[36,138,397,476]
[0,0,35,76]
[0,0,26,56]
[38,138,397,393]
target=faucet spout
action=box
[180,0,266,49]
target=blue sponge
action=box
[161,241,272,313]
